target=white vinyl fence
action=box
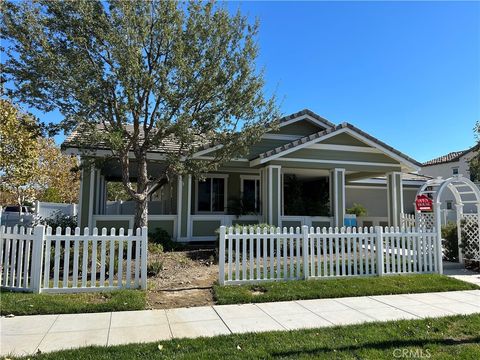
[1,225,148,293]
[218,225,441,285]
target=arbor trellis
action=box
[415,175,480,263]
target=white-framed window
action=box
[452,167,459,175]
[446,200,453,210]
[240,175,261,213]
[195,174,228,213]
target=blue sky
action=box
[11,1,480,163]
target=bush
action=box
[148,242,164,254]
[442,222,459,261]
[38,211,78,232]
[346,203,367,217]
[148,227,181,251]
[147,260,163,276]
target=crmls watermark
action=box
[393,349,432,359]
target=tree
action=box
[2,0,278,228]
[469,121,480,181]
[0,99,41,208]
[35,138,80,203]
[0,99,80,205]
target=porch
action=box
[78,165,406,242]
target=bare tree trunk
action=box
[133,153,149,229]
[133,197,148,229]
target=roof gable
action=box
[250,123,421,172]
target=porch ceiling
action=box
[101,159,168,181]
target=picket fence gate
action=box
[0,225,148,293]
[218,225,441,285]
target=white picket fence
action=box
[218,225,441,285]
[0,225,148,293]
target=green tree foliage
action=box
[468,121,480,181]
[0,99,41,206]
[2,0,278,227]
[0,99,79,205]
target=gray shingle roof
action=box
[277,108,335,128]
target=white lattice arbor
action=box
[416,175,480,263]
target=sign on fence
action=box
[218,225,441,285]
[0,225,148,293]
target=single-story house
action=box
[63,109,424,241]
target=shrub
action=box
[346,203,367,217]
[148,242,164,254]
[442,222,459,261]
[38,210,77,231]
[149,227,182,251]
[147,260,163,276]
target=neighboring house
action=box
[62,109,423,241]
[420,146,479,216]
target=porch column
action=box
[78,166,96,229]
[330,168,345,228]
[261,165,281,226]
[387,171,403,227]
[177,175,192,240]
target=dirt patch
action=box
[250,286,267,296]
[146,249,219,309]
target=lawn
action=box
[13,314,480,359]
[0,289,146,316]
[214,274,479,305]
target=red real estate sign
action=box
[415,195,433,211]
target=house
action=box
[420,146,479,217]
[63,109,424,241]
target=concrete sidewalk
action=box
[2,290,480,356]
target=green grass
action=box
[214,274,479,305]
[14,314,480,359]
[0,289,146,316]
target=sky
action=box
[8,1,480,164]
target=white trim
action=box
[194,174,229,214]
[262,134,303,141]
[274,158,402,168]
[88,169,95,229]
[64,148,167,161]
[191,144,223,158]
[176,175,182,238]
[346,185,419,191]
[250,126,420,172]
[187,175,192,238]
[195,156,249,162]
[387,173,391,226]
[250,128,348,166]
[279,114,333,130]
[308,144,381,153]
[268,167,273,224]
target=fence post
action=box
[375,226,384,276]
[141,226,148,290]
[218,226,226,285]
[302,225,310,280]
[31,225,45,293]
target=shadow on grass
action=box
[270,336,480,358]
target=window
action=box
[241,176,261,213]
[446,201,453,210]
[196,176,226,213]
[452,167,459,175]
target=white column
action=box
[455,203,464,263]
